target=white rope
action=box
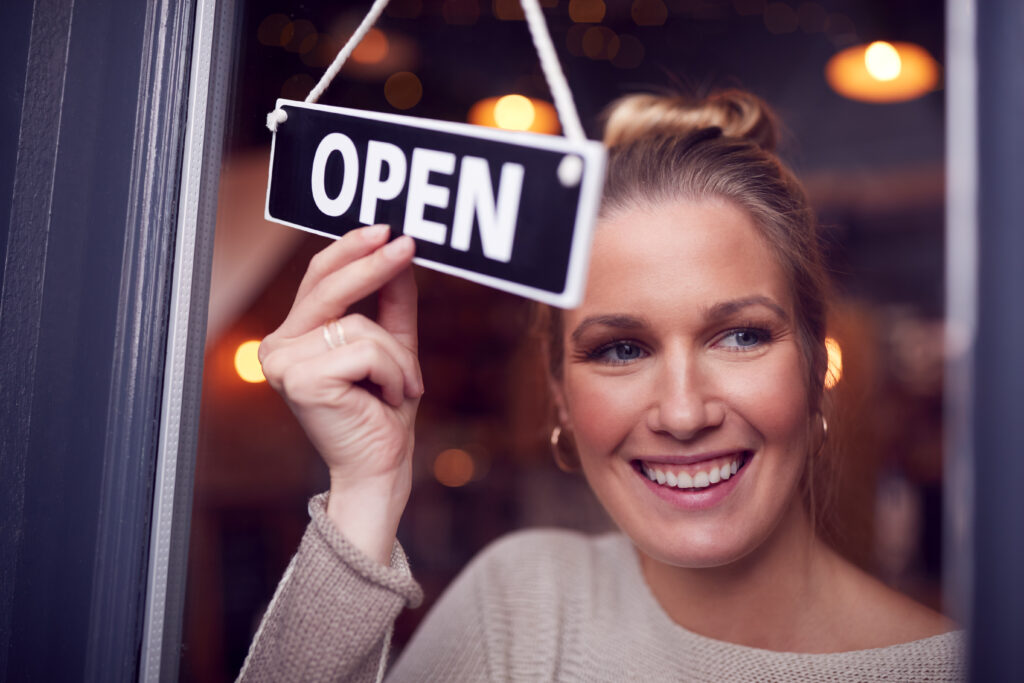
[517,0,586,141]
[266,0,393,131]
[267,0,586,142]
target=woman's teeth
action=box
[641,456,743,490]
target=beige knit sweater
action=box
[238,493,964,682]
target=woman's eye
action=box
[718,328,768,350]
[591,341,647,363]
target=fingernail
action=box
[364,224,390,241]
[383,235,413,260]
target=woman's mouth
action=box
[633,451,752,491]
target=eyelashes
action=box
[574,322,778,365]
[716,326,774,351]
[577,340,648,365]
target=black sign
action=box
[265,100,605,307]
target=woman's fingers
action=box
[278,235,416,338]
[284,337,409,409]
[261,313,423,398]
[377,265,418,354]
[293,224,390,302]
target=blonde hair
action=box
[602,90,778,151]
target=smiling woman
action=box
[238,90,963,681]
[556,200,812,575]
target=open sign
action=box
[265,100,606,307]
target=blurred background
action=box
[181,0,946,679]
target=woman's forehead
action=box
[577,199,792,317]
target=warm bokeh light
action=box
[492,0,524,21]
[494,94,535,131]
[826,41,939,103]
[582,26,620,60]
[433,448,476,487]
[351,28,389,64]
[468,96,560,134]
[384,71,422,110]
[864,40,901,81]
[569,0,606,23]
[825,336,843,389]
[234,340,266,384]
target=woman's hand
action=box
[259,224,422,564]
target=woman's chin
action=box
[634,533,757,571]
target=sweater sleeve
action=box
[237,493,424,683]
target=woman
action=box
[241,91,962,681]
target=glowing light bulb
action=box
[493,94,536,131]
[468,96,560,134]
[824,337,843,389]
[234,340,266,383]
[826,41,938,103]
[865,41,902,81]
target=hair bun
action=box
[602,90,779,152]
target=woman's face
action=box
[554,199,812,568]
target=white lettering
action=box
[311,133,359,217]
[451,158,524,263]
[402,148,455,245]
[359,140,408,225]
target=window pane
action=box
[182,2,947,680]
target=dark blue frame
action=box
[969,1,1024,679]
[0,0,198,680]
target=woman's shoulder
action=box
[818,546,959,652]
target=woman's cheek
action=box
[564,371,643,453]
[721,350,808,444]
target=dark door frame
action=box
[0,0,225,680]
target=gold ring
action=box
[323,319,346,350]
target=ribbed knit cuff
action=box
[236,493,424,682]
[307,492,423,608]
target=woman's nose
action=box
[646,355,725,441]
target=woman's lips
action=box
[631,451,753,510]
[636,451,750,490]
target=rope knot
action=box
[266,108,288,133]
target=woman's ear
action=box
[548,377,571,428]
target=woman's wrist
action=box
[325,470,411,566]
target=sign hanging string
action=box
[266,0,586,143]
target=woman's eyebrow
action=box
[703,296,789,322]
[570,314,648,343]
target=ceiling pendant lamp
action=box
[826,40,940,103]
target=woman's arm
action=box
[237,494,423,683]
[240,226,424,680]
[258,224,422,563]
